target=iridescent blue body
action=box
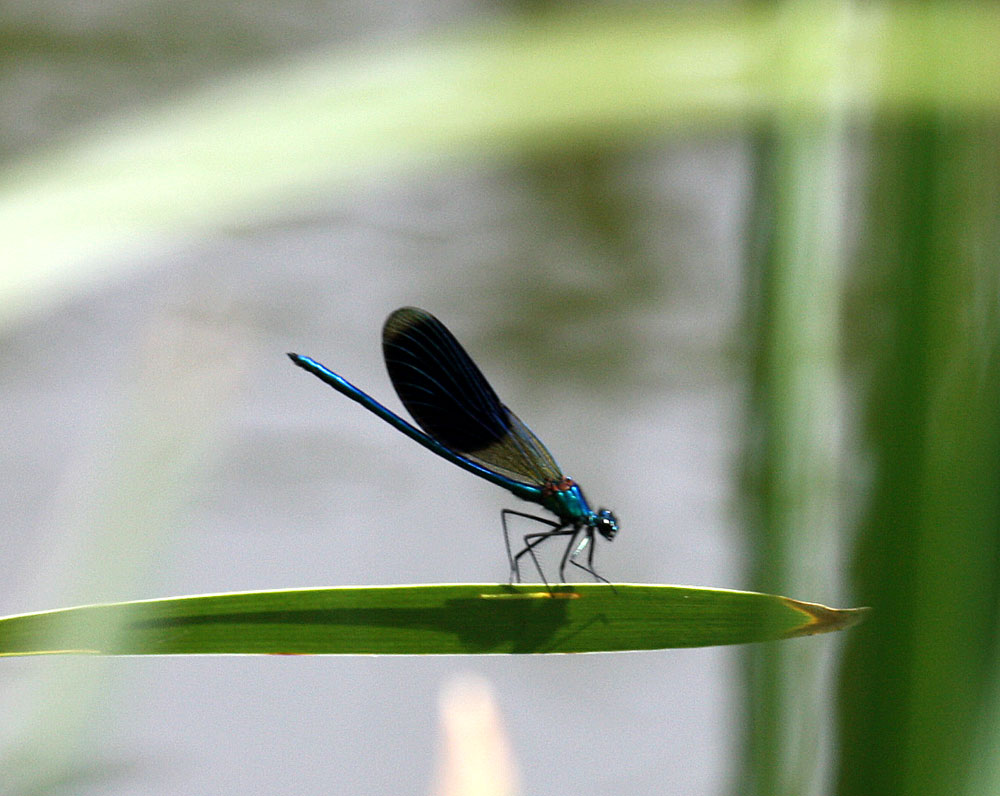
[288,306,618,584]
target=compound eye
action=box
[596,510,619,540]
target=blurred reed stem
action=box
[835,116,1000,796]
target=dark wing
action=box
[382,307,562,486]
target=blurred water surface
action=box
[0,4,764,794]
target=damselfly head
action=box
[594,509,619,540]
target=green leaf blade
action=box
[0,585,864,656]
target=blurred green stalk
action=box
[836,117,1000,795]
[740,1,852,792]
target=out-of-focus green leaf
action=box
[836,119,1000,796]
[1,3,999,326]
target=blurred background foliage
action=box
[1,1,998,795]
